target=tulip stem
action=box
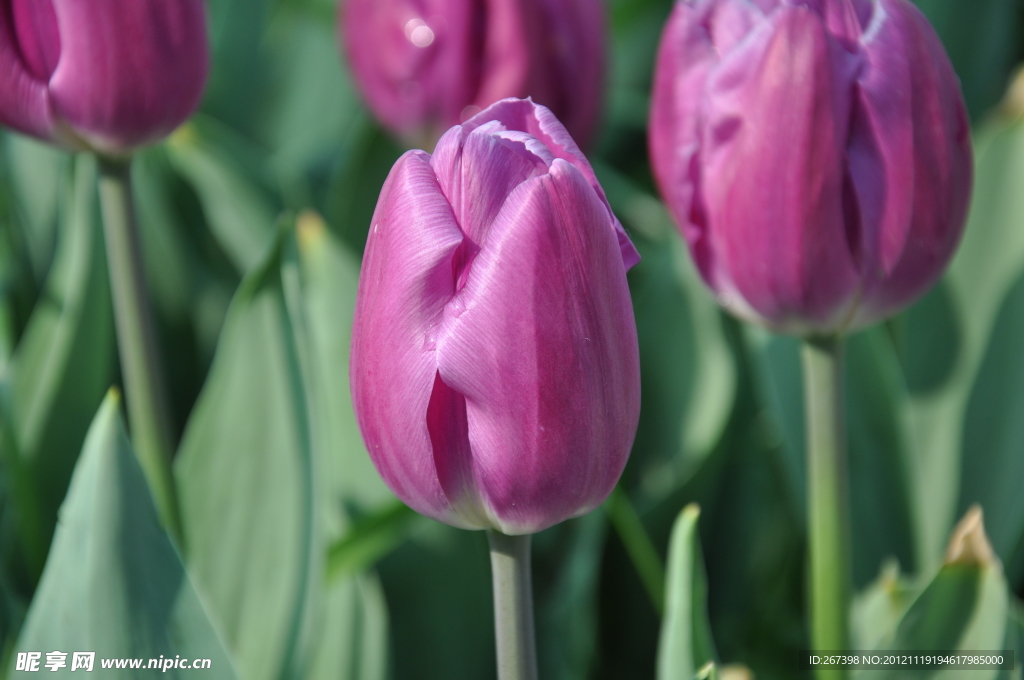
[97,156,182,549]
[802,336,851,679]
[487,531,539,680]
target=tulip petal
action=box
[350,151,477,527]
[474,0,605,148]
[851,0,972,325]
[434,159,640,534]
[466,98,641,269]
[0,7,56,140]
[11,0,60,81]
[430,122,551,246]
[47,0,208,154]
[649,0,718,281]
[342,0,482,138]
[699,6,860,330]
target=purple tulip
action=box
[350,98,640,534]
[649,0,972,334]
[340,0,605,149]
[0,0,208,155]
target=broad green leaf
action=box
[906,111,1024,566]
[957,266,1024,587]
[13,391,236,678]
[859,510,1009,680]
[851,561,919,652]
[657,505,716,680]
[379,524,495,680]
[175,233,314,680]
[323,118,403,255]
[327,502,418,580]
[263,16,360,181]
[304,573,388,680]
[296,214,392,520]
[595,162,735,501]
[534,513,607,680]
[3,155,114,570]
[202,0,273,140]
[751,328,917,586]
[0,134,65,283]
[166,125,278,274]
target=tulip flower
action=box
[340,0,605,148]
[350,98,640,536]
[0,0,208,155]
[649,0,972,335]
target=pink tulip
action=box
[340,0,605,148]
[649,0,972,334]
[350,99,640,535]
[0,0,208,155]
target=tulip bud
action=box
[649,0,972,334]
[340,0,605,148]
[350,98,640,535]
[0,0,208,155]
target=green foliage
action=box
[2,0,1024,677]
[13,392,236,678]
[657,505,716,680]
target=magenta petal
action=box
[0,7,55,141]
[465,98,641,269]
[430,122,550,245]
[699,6,860,330]
[649,0,717,282]
[47,0,208,154]
[350,151,478,527]
[852,0,972,325]
[434,159,640,534]
[342,0,481,138]
[474,0,605,149]
[11,0,60,81]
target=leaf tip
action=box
[296,209,328,253]
[944,505,996,567]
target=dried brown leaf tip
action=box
[944,505,996,567]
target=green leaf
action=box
[296,215,393,522]
[594,161,736,501]
[327,502,418,581]
[657,504,716,680]
[12,391,236,678]
[957,265,1024,587]
[860,511,1009,680]
[262,16,360,181]
[166,126,278,275]
[175,232,314,680]
[2,155,114,573]
[378,524,495,680]
[851,561,919,652]
[751,328,917,586]
[905,113,1024,567]
[304,573,389,680]
[0,134,66,284]
[534,513,608,680]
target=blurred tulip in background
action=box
[340,0,605,147]
[0,0,208,155]
[350,98,640,535]
[649,0,973,335]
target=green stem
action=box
[802,336,851,679]
[97,156,182,549]
[487,531,539,680]
[605,485,666,615]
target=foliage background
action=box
[1,0,1024,677]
